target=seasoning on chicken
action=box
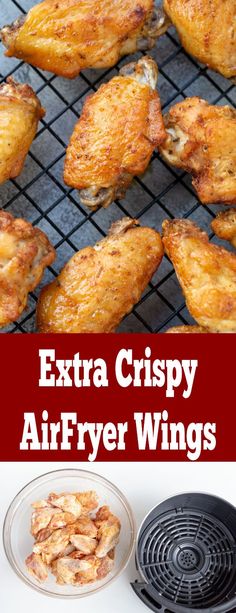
[212,210,236,249]
[47,493,82,518]
[95,506,121,558]
[70,534,98,555]
[72,516,98,538]
[159,97,236,205]
[0,211,55,328]
[53,552,114,585]
[36,217,164,333]
[25,553,48,582]
[33,525,72,565]
[0,0,169,79]
[75,491,99,513]
[163,0,236,78]
[162,219,236,333]
[64,56,166,209]
[166,325,208,333]
[0,78,44,185]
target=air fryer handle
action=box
[131,581,165,612]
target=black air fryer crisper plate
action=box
[132,493,236,613]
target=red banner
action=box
[0,334,233,462]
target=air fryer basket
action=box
[132,493,236,613]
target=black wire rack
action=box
[0,0,235,334]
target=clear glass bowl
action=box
[3,468,135,598]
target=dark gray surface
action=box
[0,0,235,333]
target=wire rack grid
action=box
[0,0,235,334]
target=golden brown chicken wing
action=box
[0,211,55,328]
[0,0,168,79]
[163,0,236,78]
[160,97,236,205]
[0,78,44,185]
[166,325,208,333]
[162,219,236,333]
[212,209,236,248]
[64,56,166,209]
[36,217,163,333]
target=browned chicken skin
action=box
[0,211,55,328]
[212,209,236,249]
[0,78,44,185]
[0,0,168,78]
[163,0,236,78]
[64,56,166,209]
[37,217,164,333]
[166,325,208,333]
[160,97,236,205]
[163,219,236,333]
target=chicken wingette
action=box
[0,0,168,79]
[37,217,163,333]
[159,97,236,205]
[64,56,166,209]
[212,209,236,249]
[166,325,208,333]
[0,78,44,185]
[0,211,55,328]
[162,219,236,333]
[163,0,236,78]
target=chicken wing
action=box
[75,491,99,513]
[163,0,236,78]
[166,325,208,333]
[212,209,236,249]
[0,78,44,185]
[95,506,121,558]
[159,97,236,205]
[53,552,114,585]
[162,219,236,333]
[0,211,55,328]
[36,217,164,333]
[64,56,166,209]
[33,525,72,564]
[25,553,48,582]
[47,493,82,518]
[0,0,169,79]
[70,534,98,555]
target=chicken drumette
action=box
[0,0,168,79]
[212,209,236,249]
[163,0,236,78]
[37,217,163,333]
[162,219,236,333]
[0,78,44,185]
[64,56,166,209]
[0,211,55,328]
[160,97,236,205]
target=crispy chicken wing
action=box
[36,217,163,333]
[166,325,208,333]
[159,97,236,205]
[0,211,55,328]
[0,0,168,78]
[163,0,236,78]
[0,78,44,185]
[64,56,166,209]
[95,506,121,558]
[212,209,236,248]
[162,219,236,333]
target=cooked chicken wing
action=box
[0,211,55,328]
[64,56,166,209]
[212,209,236,248]
[95,506,121,558]
[166,325,208,333]
[37,217,164,333]
[0,0,169,79]
[70,534,98,554]
[0,78,44,185]
[25,553,48,582]
[162,219,236,333]
[163,0,236,78]
[160,97,236,205]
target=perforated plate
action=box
[0,1,235,333]
[133,493,236,612]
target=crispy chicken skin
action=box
[212,210,236,249]
[37,217,163,333]
[0,78,44,185]
[0,211,55,328]
[160,97,236,205]
[163,0,236,78]
[162,219,236,333]
[64,56,166,209]
[0,0,168,79]
[166,325,208,333]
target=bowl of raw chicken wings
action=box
[3,469,135,597]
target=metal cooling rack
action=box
[0,0,235,333]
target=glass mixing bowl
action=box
[3,468,135,598]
